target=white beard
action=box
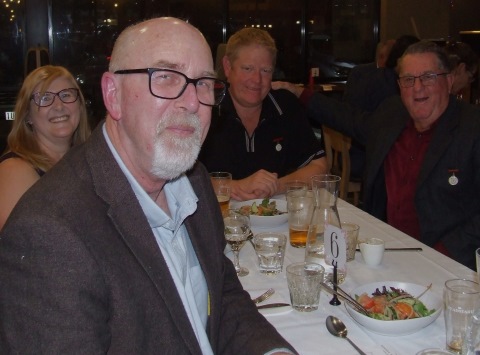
[150,111,202,180]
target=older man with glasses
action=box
[274,40,480,270]
[0,17,295,354]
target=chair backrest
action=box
[322,125,352,200]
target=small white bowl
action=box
[345,281,442,336]
[230,199,288,228]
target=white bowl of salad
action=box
[345,281,442,336]
[230,198,288,228]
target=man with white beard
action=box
[0,17,296,354]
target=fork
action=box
[252,288,275,304]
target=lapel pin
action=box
[448,169,459,186]
[273,137,283,152]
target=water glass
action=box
[253,232,287,275]
[341,222,359,262]
[444,279,480,353]
[286,262,324,312]
[476,248,480,283]
[285,180,308,195]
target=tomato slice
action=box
[357,293,375,309]
[372,295,387,314]
[394,302,415,319]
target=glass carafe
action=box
[305,175,342,280]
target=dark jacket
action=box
[306,94,480,269]
[0,123,295,354]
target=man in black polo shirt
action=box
[199,28,327,201]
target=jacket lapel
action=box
[367,106,407,186]
[416,98,458,189]
[85,125,202,354]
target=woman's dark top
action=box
[0,151,45,177]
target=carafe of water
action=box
[305,175,341,273]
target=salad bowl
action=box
[230,198,288,228]
[345,281,442,336]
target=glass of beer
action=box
[209,172,232,217]
[286,190,314,248]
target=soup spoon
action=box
[326,316,366,355]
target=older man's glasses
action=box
[398,73,449,88]
[114,68,228,107]
[31,88,80,107]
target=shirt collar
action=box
[102,124,198,230]
[219,90,284,121]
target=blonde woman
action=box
[0,65,90,229]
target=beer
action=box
[447,340,462,354]
[289,227,308,248]
[217,194,230,217]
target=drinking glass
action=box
[224,212,251,277]
[444,279,480,353]
[210,172,232,217]
[476,248,480,284]
[287,190,314,248]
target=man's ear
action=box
[456,62,466,75]
[101,72,122,121]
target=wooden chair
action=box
[322,125,362,206]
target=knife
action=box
[356,247,423,252]
[257,303,290,309]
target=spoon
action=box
[326,316,367,355]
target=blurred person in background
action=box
[0,65,90,229]
[342,35,419,180]
[199,27,327,201]
[445,41,478,96]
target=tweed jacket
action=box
[0,124,295,354]
[305,94,480,269]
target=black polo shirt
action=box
[199,89,325,179]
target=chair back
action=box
[322,125,351,200]
[323,125,363,207]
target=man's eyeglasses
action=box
[397,73,449,88]
[114,68,229,107]
[31,88,80,107]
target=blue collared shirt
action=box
[103,125,213,355]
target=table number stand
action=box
[325,224,346,306]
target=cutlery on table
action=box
[257,302,290,309]
[355,247,422,252]
[326,316,367,355]
[251,288,275,304]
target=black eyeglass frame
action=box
[31,88,80,107]
[397,72,450,88]
[113,68,228,107]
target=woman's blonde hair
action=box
[6,65,90,172]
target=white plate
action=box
[230,199,288,228]
[345,281,442,336]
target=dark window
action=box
[0,0,379,132]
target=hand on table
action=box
[271,81,305,98]
[231,170,279,201]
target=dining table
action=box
[228,197,476,355]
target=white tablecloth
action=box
[230,199,476,355]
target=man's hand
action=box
[231,170,279,201]
[271,81,305,98]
